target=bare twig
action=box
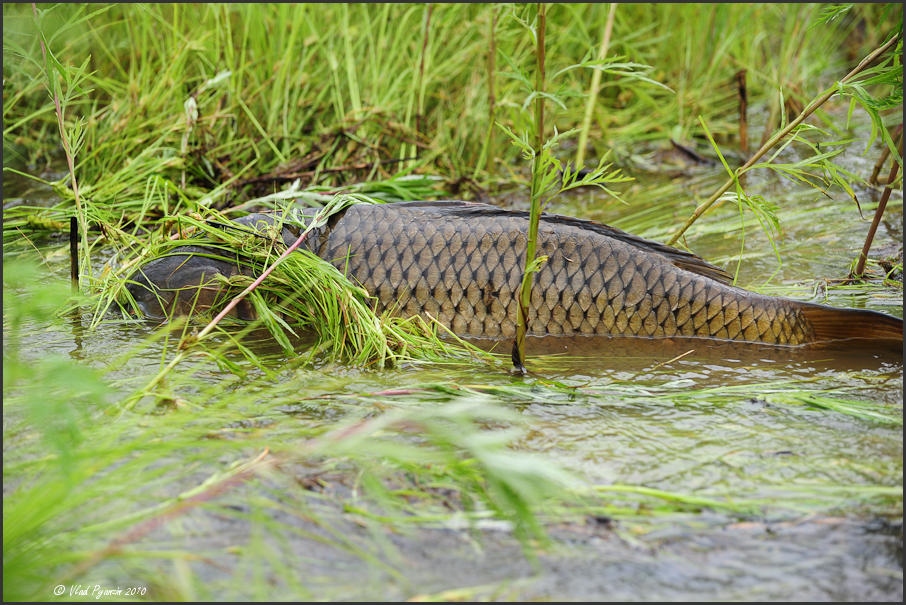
[60,449,272,582]
[69,216,78,293]
[869,123,902,186]
[851,129,902,279]
[736,69,748,155]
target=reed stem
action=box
[575,3,617,170]
[33,2,89,289]
[513,3,547,373]
[852,129,902,278]
[667,32,902,247]
[483,6,499,176]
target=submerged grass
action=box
[348,373,903,426]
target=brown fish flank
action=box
[127,201,904,349]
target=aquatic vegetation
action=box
[3,3,902,601]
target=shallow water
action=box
[3,142,903,600]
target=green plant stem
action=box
[33,2,89,288]
[482,6,499,176]
[575,2,617,169]
[415,3,434,161]
[513,3,547,373]
[667,32,902,247]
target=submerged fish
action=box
[127,201,903,349]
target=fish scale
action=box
[297,202,808,342]
[127,200,903,349]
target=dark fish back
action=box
[129,201,901,348]
[311,202,815,344]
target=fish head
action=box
[126,246,255,320]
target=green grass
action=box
[1,259,563,600]
[3,3,902,601]
[4,4,900,202]
[3,252,902,600]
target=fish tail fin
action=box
[799,304,903,350]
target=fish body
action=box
[128,201,904,348]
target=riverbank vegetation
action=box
[3,3,902,600]
[4,3,901,361]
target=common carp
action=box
[127,201,903,349]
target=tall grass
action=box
[5,5,899,206]
[3,3,903,600]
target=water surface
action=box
[3,141,902,600]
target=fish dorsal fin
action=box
[667,255,734,284]
[563,217,734,285]
[424,201,735,286]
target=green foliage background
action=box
[2,3,902,601]
[4,4,900,204]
